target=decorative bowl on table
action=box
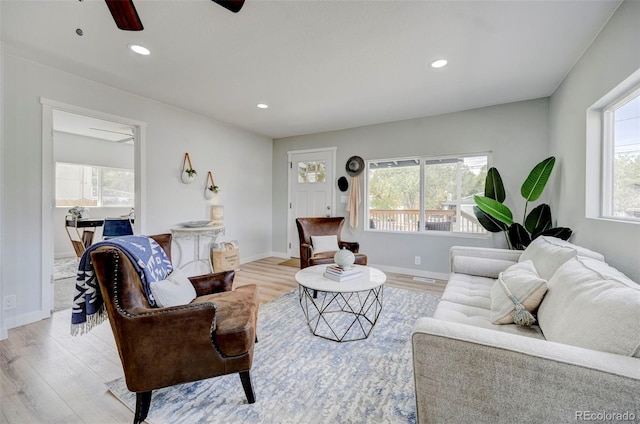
[181,221,213,228]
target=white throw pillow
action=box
[150,267,197,307]
[518,236,604,281]
[490,260,548,325]
[311,235,340,253]
[537,256,640,357]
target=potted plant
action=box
[68,205,88,219]
[473,156,572,250]
[204,171,220,199]
[182,167,197,184]
[181,153,197,184]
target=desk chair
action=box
[102,218,134,239]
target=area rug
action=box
[54,257,78,280]
[277,258,300,267]
[106,287,439,423]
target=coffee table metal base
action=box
[298,285,384,342]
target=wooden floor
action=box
[0,257,446,424]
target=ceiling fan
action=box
[90,127,135,142]
[105,0,245,31]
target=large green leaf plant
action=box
[473,156,572,250]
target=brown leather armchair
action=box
[295,217,367,268]
[90,234,258,424]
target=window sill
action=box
[364,228,491,239]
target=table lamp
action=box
[211,205,224,225]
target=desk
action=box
[65,216,104,259]
[170,225,225,275]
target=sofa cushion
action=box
[442,273,494,309]
[537,257,640,357]
[452,256,517,279]
[518,236,604,281]
[490,260,547,325]
[311,235,339,253]
[149,267,197,307]
[434,299,545,339]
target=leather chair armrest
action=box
[188,270,235,296]
[300,243,314,268]
[339,241,359,253]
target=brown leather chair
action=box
[90,234,258,424]
[295,217,367,268]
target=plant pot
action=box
[182,172,197,184]
[204,189,215,200]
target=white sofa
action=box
[412,236,640,423]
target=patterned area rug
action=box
[54,257,78,280]
[106,287,439,424]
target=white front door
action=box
[288,148,336,258]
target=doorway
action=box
[40,99,146,314]
[287,147,336,258]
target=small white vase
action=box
[204,189,215,200]
[334,247,355,269]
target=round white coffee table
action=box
[295,264,386,342]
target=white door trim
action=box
[287,147,337,258]
[40,98,146,316]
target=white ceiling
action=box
[1,0,621,139]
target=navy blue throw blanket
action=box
[71,235,173,335]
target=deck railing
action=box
[369,209,485,233]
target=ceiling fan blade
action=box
[105,0,144,31]
[212,0,245,13]
[90,128,135,137]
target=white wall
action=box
[273,98,551,278]
[549,0,640,282]
[0,52,273,335]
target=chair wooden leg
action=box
[134,391,152,424]
[239,371,256,404]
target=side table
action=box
[295,265,386,342]
[170,225,225,275]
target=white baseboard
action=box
[239,252,448,280]
[2,309,48,334]
[368,263,449,281]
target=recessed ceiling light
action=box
[430,59,448,68]
[129,44,150,56]
[257,103,269,109]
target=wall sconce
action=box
[210,205,224,224]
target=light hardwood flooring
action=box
[0,257,446,424]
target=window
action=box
[366,154,488,234]
[602,87,640,221]
[55,162,134,207]
[297,161,326,183]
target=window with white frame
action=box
[602,87,640,221]
[55,162,134,207]
[366,154,489,234]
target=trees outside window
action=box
[55,162,134,207]
[607,91,640,220]
[366,155,488,233]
